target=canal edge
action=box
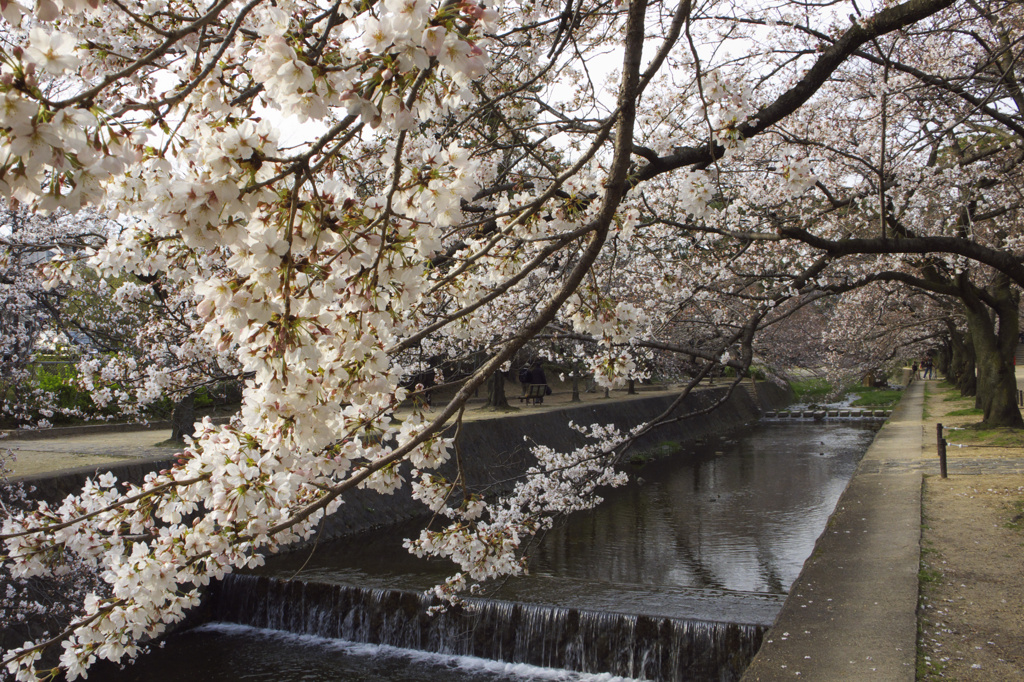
[742,380,925,681]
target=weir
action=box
[211,574,767,682]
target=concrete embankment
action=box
[12,383,790,544]
[742,381,924,681]
[311,382,791,543]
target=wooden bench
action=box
[518,384,546,405]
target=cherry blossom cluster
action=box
[405,421,629,597]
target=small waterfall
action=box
[762,409,891,422]
[211,574,767,682]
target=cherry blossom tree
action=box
[935,314,978,397]
[818,283,947,385]
[0,457,108,676]
[676,0,1024,424]
[68,255,247,441]
[0,206,112,428]
[0,207,243,436]
[799,8,1024,425]
[0,0,1002,678]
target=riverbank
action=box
[0,379,755,479]
[5,382,791,535]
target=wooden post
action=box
[937,423,947,479]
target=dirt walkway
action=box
[916,380,1024,680]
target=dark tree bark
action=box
[934,336,951,377]
[627,378,636,395]
[955,328,977,398]
[943,320,976,397]
[571,371,581,402]
[170,392,196,443]
[960,274,1021,427]
[485,370,510,408]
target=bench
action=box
[518,384,546,405]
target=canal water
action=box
[101,422,878,681]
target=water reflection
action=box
[524,424,869,595]
[261,423,875,616]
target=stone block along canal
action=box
[103,421,879,682]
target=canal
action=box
[102,421,878,681]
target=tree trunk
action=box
[957,332,977,398]
[934,330,952,377]
[627,378,636,395]
[571,371,581,402]
[943,321,975,396]
[170,392,196,443]
[960,274,1021,427]
[963,300,995,412]
[934,347,949,378]
[486,370,509,408]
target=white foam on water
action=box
[194,622,648,681]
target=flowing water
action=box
[100,422,877,681]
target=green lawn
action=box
[849,386,904,408]
[791,377,832,403]
[790,378,904,408]
[944,425,1024,448]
